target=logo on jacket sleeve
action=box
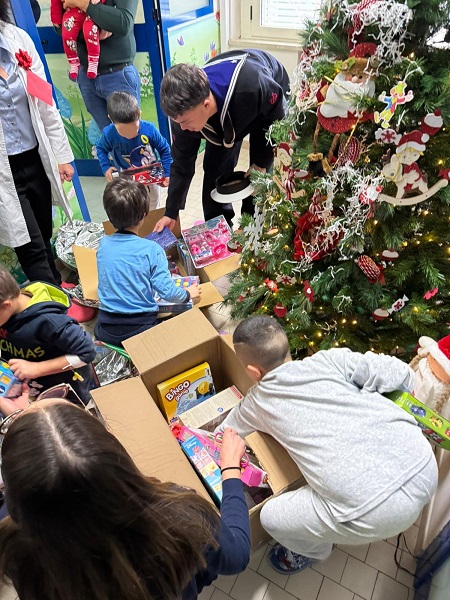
[269,92,278,105]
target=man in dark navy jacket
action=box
[155,49,290,230]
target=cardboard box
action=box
[92,310,305,549]
[72,245,223,310]
[103,208,240,284]
[179,385,243,430]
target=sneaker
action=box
[268,544,316,574]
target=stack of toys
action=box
[182,216,236,268]
[178,385,244,431]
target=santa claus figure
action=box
[382,130,429,198]
[317,43,377,133]
[409,335,450,420]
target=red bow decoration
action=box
[424,287,438,300]
[264,278,279,293]
[15,49,32,70]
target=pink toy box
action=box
[182,216,236,269]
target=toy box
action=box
[154,275,200,314]
[387,390,450,451]
[118,162,165,186]
[156,362,216,424]
[146,227,178,250]
[0,359,22,399]
[182,216,236,269]
[180,432,223,505]
[178,385,243,431]
[176,240,196,276]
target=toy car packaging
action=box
[156,362,215,424]
[119,162,165,186]
[387,390,450,450]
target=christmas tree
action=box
[225,0,450,358]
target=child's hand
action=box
[158,177,170,188]
[9,359,43,381]
[219,428,246,480]
[188,284,202,304]
[105,167,118,182]
[0,383,30,416]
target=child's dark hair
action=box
[107,91,140,124]
[160,64,210,119]
[103,179,150,230]
[0,265,20,304]
[233,315,291,372]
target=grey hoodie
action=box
[217,348,433,523]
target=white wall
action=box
[219,0,300,76]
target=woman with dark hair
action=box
[0,398,251,599]
[0,1,74,285]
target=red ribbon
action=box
[15,49,32,70]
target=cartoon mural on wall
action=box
[169,12,220,66]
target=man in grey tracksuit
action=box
[216,316,437,574]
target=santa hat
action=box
[396,130,429,154]
[418,335,450,378]
[420,110,443,136]
[349,42,377,58]
[277,142,292,155]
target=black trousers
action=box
[8,147,61,285]
[202,126,275,225]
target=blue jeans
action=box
[77,65,141,131]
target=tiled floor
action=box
[0,149,419,600]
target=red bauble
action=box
[264,278,279,293]
[372,308,389,321]
[356,255,384,284]
[273,303,287,318]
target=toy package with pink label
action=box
[181,216,236,268]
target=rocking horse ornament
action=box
[380,112,448,205]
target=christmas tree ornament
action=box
[257,260,268,271]
[264,278,279,293]
[336,136,363,166]
[307,152,332,177]
[276,274,297,285]
[375,128,401,144]
[439,168,450,181]
[303,280,315,302]
[381,129,449,204]
[356,255,384,283]
[226,240,242,253]
[381,249,399,261]
[359,183,382,205]
[317,45,377,134]
[420,110,443,136]
[409,335,450,420]
[372,308,390,320]
[273,303,288,318]
[424,287,439,300]
[374,81,414,129]
[388,295,409,314]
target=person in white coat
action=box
[0,6,74,285]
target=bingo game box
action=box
[0,359,22,399]
[387,390,450,450]
[182,216,236,269]
[156,362,216,424]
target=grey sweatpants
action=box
[260,454,437,560]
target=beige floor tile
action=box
[214,574,238,594]
[257,546,290,588]
[365,540,398,579]
[312,548,348,584]
[337,544,370,562]
[317,577,353,600]
[230,569,270,600]
[371,573,409,600]
[340,556,378,600]
[285,567,323,600]
[198,585,215,600]
[263,582,298,600]
[211,589,233,600]
[248,544,269,572]
[395,550,416,589]
[203,307,230,331]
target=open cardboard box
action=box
[91,310,305,549]
[103,207,240,283]
[72,245,223,310]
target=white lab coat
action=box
[0,23,74,248]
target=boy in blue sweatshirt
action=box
[96,91,172,211]
[0,266,96,402]
[95,178,201,346]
